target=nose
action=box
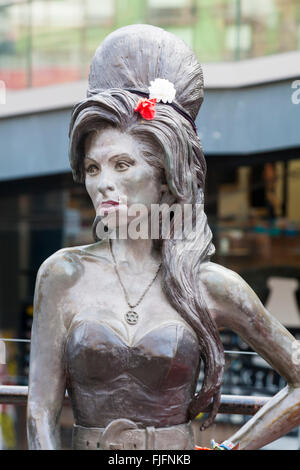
[96,169,115,196]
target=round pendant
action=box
[125,310,139,325]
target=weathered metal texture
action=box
[26,24,300,451]
[0,385,270,415]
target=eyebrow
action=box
[84,153,135,163]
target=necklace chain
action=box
[109,238,161,310]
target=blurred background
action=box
[0,0,300,450]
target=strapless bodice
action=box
[65,320,201,428]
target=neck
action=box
[109,237,160,273]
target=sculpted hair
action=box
[69,25,225,429]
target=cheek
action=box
[144,179,162,204]
[85,179,97,206]
[122,169,161,205]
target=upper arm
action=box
[28,250,81,422]
[199,262,300,387]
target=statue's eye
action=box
[115,161,130,170]
[86,164,99,175]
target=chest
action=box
[63,258,196,345]
[66,320,200,389]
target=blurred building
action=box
[1,0,300,88]
[0,0,300,450]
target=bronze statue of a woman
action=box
[27,24,300,450]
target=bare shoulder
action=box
[199,261,263,325]
[199,261,251,301]
[36,246,85,290]
[199,261,243,292]
[33,247,86,331]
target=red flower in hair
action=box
[134,98,157,120]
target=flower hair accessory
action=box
[134,78,175,120]
[134,98,157,120]
[148,78,176,104]
[130,77,197,133]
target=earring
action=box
[92,215,109,242]
[92,216,102,242]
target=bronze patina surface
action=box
[27,24,300,450]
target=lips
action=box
[97,200,120,216]
[101,200,119,208]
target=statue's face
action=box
[84,127,163,230]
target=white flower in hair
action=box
[148,78,176,104]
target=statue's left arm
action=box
[200,262,300,450]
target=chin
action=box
[95,207,130,238]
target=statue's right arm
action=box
[27,251,76,449]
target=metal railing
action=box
[0,385,270,416]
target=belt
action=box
[72,419,194,450]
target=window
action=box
[147,0,196,26]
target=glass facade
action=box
[0,0,300,89]
[209,160,300,273]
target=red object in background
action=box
[134,98,157,120]
[0,67,82,90]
